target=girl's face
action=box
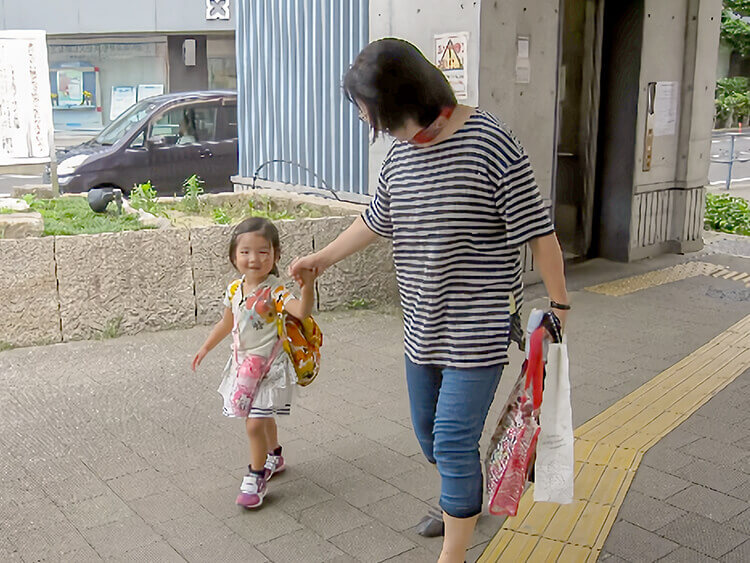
[234,232,278,284]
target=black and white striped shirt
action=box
[362,110,554,368]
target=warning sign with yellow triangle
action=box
[438,40,463,71]
[435,32,469,100]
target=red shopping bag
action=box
[485,325,546,516]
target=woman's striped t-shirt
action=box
[362,110,555,369]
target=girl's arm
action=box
[289,216,379,282]
[283,269,316,320]
[192,307,233,371]
[528,233,569,327]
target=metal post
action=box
[726,133,735,191]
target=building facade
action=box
[1,0,237,130]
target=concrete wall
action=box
[0,217,399,349]
[0,0,234,34]
[479,0,560,204]
[168,35,209,92]
[626,0,721,260]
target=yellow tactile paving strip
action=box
[709,266,750,287]
[584,262,735,296]
[479,314,750,563]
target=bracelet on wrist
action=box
[550,300,571,310]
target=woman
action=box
[291,38,569,563]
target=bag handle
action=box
[526,326,546,410]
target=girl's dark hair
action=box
[229,217,281,276]
[343,38,457,139]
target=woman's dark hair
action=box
[228,217,281,276]
[343,38,457,139]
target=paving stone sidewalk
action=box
[600,369,750,563]
[1,243,749,562]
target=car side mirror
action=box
[147,136,166,149]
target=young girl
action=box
[192,217,315,509]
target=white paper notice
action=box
[654,81,679,137]
[110,86,137,120]
[137,84,164,101]
[435,32,469,100]
[0,30,54,165]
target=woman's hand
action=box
[289,217,379,285]
[289,253,326,285]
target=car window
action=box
[193,105,218,142]
[149,104,218,145]
[129,130,145,149]
[95,100,156,145]
[220,103,238,139]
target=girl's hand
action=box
[192,348,208,371]
[289,254,324,285]
[297,266,317,288]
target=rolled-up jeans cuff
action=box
[440,504,482,519]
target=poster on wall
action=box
[137,84,164,101]
[0,30,54,166]
[435,32,469,100]
[57,69,84,106]
[110,86,137,120]
[654,81,680,137]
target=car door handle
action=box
[199,149,213,158]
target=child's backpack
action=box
[273,296,322,386]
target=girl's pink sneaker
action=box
[264,453,286,480]
[236,473,267,508]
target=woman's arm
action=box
[529,233,569,327]
[192,307,233,371]
[289,216,379,281]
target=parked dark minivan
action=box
[55,90,238,195]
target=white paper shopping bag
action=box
[533,337,574,504]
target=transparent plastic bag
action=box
[485,325,545,516]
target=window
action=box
[95,100,156,145]
[129,130,145,148]
[219,102,238,139]
[149,104,218,145]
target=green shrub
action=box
[705,192,750,236]
[130,181,161,215]
[181,174,205,213]
[212,206,231,225]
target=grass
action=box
[3,188,323,238]
[98,316,123,340]
[0,341,14,352]
[346,298,371,310]
[28,197,152,236]
[158,195,304,225]
[0,208,17,214]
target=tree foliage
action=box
[722,2,750,57]
[715,77,750,127]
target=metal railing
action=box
[710,131,750,190]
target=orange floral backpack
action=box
[273,296,322,386]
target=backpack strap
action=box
[228,278,242,301]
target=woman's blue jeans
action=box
[405,356,503,519]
